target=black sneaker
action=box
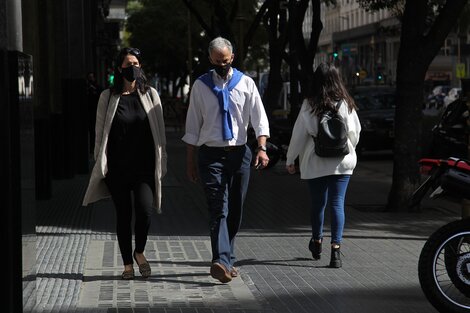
[329,246,342,268]
[308,239,322,260]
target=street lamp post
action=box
[187,7,192,86]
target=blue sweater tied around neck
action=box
[198,69,244,141]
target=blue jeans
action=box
[307,175,351,244]
[198,145,252,270]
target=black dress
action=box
[107,91,155,177]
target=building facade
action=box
[303,0,467,88]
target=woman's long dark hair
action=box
[308,62,357,115]
[111,47,150,95]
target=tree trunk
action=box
[288,1,301,121]
[263,0,286,115]
[387,67,425,211]
[243,0,272,61]
[289,0,322,121]
[386,0,468,211]
[181,0,214,38]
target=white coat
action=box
[82,87,167,212]
[286,99,361,180]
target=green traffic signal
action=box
[108,74,115,86]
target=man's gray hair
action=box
[208,37,233,54]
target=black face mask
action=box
[214,63,231,78]
[121,65,141,82]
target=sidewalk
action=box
[25,131,461,313]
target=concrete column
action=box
[63,0,89,174]
[6,0,23,51]
[2,2,26,311]
[0,1,6,50]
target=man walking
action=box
[182,37,270,283]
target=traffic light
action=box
[333,52,338,59]
[376,64,384,82]
[107,73,115,87]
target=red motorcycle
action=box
[409,157,470,313]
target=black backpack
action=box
[313,101,349,157]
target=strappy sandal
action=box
[230,266,239,278]
[121,268,135,280]
[133,251,151,278]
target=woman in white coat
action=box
[83,47,167,279]
[286,63,361,268]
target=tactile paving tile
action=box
[79,239,264,310]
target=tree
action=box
[126,0,268,99]
[357,0,469,211]
[258,0,334,117]
[262,0,288,115]
[181,0,268,71]
[126,0,191,97]
[287,0,336,121]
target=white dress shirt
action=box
[182,69,270,147]
[286,99,361,179]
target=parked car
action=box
[350,86,396,155]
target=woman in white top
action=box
[286,63,361,268]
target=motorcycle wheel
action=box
[445,232,470,298]
[418,219,470,313]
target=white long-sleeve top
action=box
[182,69,270,147]
[286,99,361,179]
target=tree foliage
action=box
[180,0,269,70]
[126,0,269,97]
[126,0,189,79]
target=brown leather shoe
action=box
[210,262,232,283]
[121,268,135,280]
[133,251,151,278]
[230,266,239,278]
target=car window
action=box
[371,93,395,109]
[353,92,395,110]
[353,94,378,110]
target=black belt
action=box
[202,144,245,151]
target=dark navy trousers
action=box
[198,145,252,270]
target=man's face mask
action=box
[214,63,231,78]
[121,65,141,82]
